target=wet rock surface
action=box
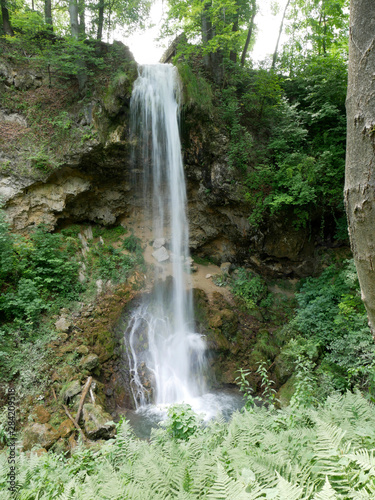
[82,403,116,440]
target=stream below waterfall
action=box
[122,63,242,434]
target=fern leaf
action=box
[207,463,250,499]
[312,477,338,499]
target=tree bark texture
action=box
[44,0,53,27]
[1,0,14,36]
[345,0,375,336]
[69,0,80,39]
[96,0,104,40]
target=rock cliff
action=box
[0,39,341,278]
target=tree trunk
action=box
[271,0,291,70]
[69,0,80,39]
[1,0,14,36]
[96,0,104,41]
[78,0,85,37]
[240,14,255,66]
[240,0,256,66]
[345,0,375,336]
[44,0,53,28]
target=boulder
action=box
[57,419,75,439]
[33,406,50,424]
[152,237,165,249]
[152,246,169,263]
[220,262,232,276]
[79,354,99,372]
[55,316,72,333]
[61,380,81,403]
[22,423,59,451]
[82,403,116,440]
[76,345,89,356]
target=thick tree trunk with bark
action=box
[78,0,85,36]
[345,0,375,336]
[1,0,14,36]
[96,0,104,41]
[69,0,80,39]
[44,0,53,27]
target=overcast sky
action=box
[124,0,289,65]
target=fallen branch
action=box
[75,376,92,426]
[62,404,89,443]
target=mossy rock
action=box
[277,375,296,407]
[79,353,99,372]
[82,403,116,440]
[60,380,81,403]
[22,423,59,451]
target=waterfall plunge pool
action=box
[121,388,244,439]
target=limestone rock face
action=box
[22,423,59,451]
[82,403,116,439]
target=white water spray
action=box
[125,64,207,407]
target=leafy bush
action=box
[122,233,142,254]
[165,403,201,441]
[86,242,139,283]
[280,260,375,394]
[231,267,271,310]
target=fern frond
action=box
[207,463,250,499]
[348,449,375,473]
[312,477,338,499]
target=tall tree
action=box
[271,0,291,70]
[345,0,375,336]
[1,0,14,36]
[240,0,256,66]
[68,0,80,39]
[44,0,53,28]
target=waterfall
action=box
[125,64,207,408]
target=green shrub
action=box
[280,260,375,394]
[165,403,201,441]
[231,267,271,309]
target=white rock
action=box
[153,238,166,249]
[83,226,93,240]
[55,317,72,333]
[206,274,212,279]
[78,233,89,248]
[152,246,169,263]
[96,279,103,294]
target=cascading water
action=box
[125,64,207,408]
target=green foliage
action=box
[0,224,81,331]
[280,260,375,395]
[231,267,271,310]
[122,232,142,254]
[5,392,375,498]
[235,367,260,409]
[92,225,127,243]
[165,403,201,440]
[177,63,214,116]
[236,361,277,409]
[86,242,140,283]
